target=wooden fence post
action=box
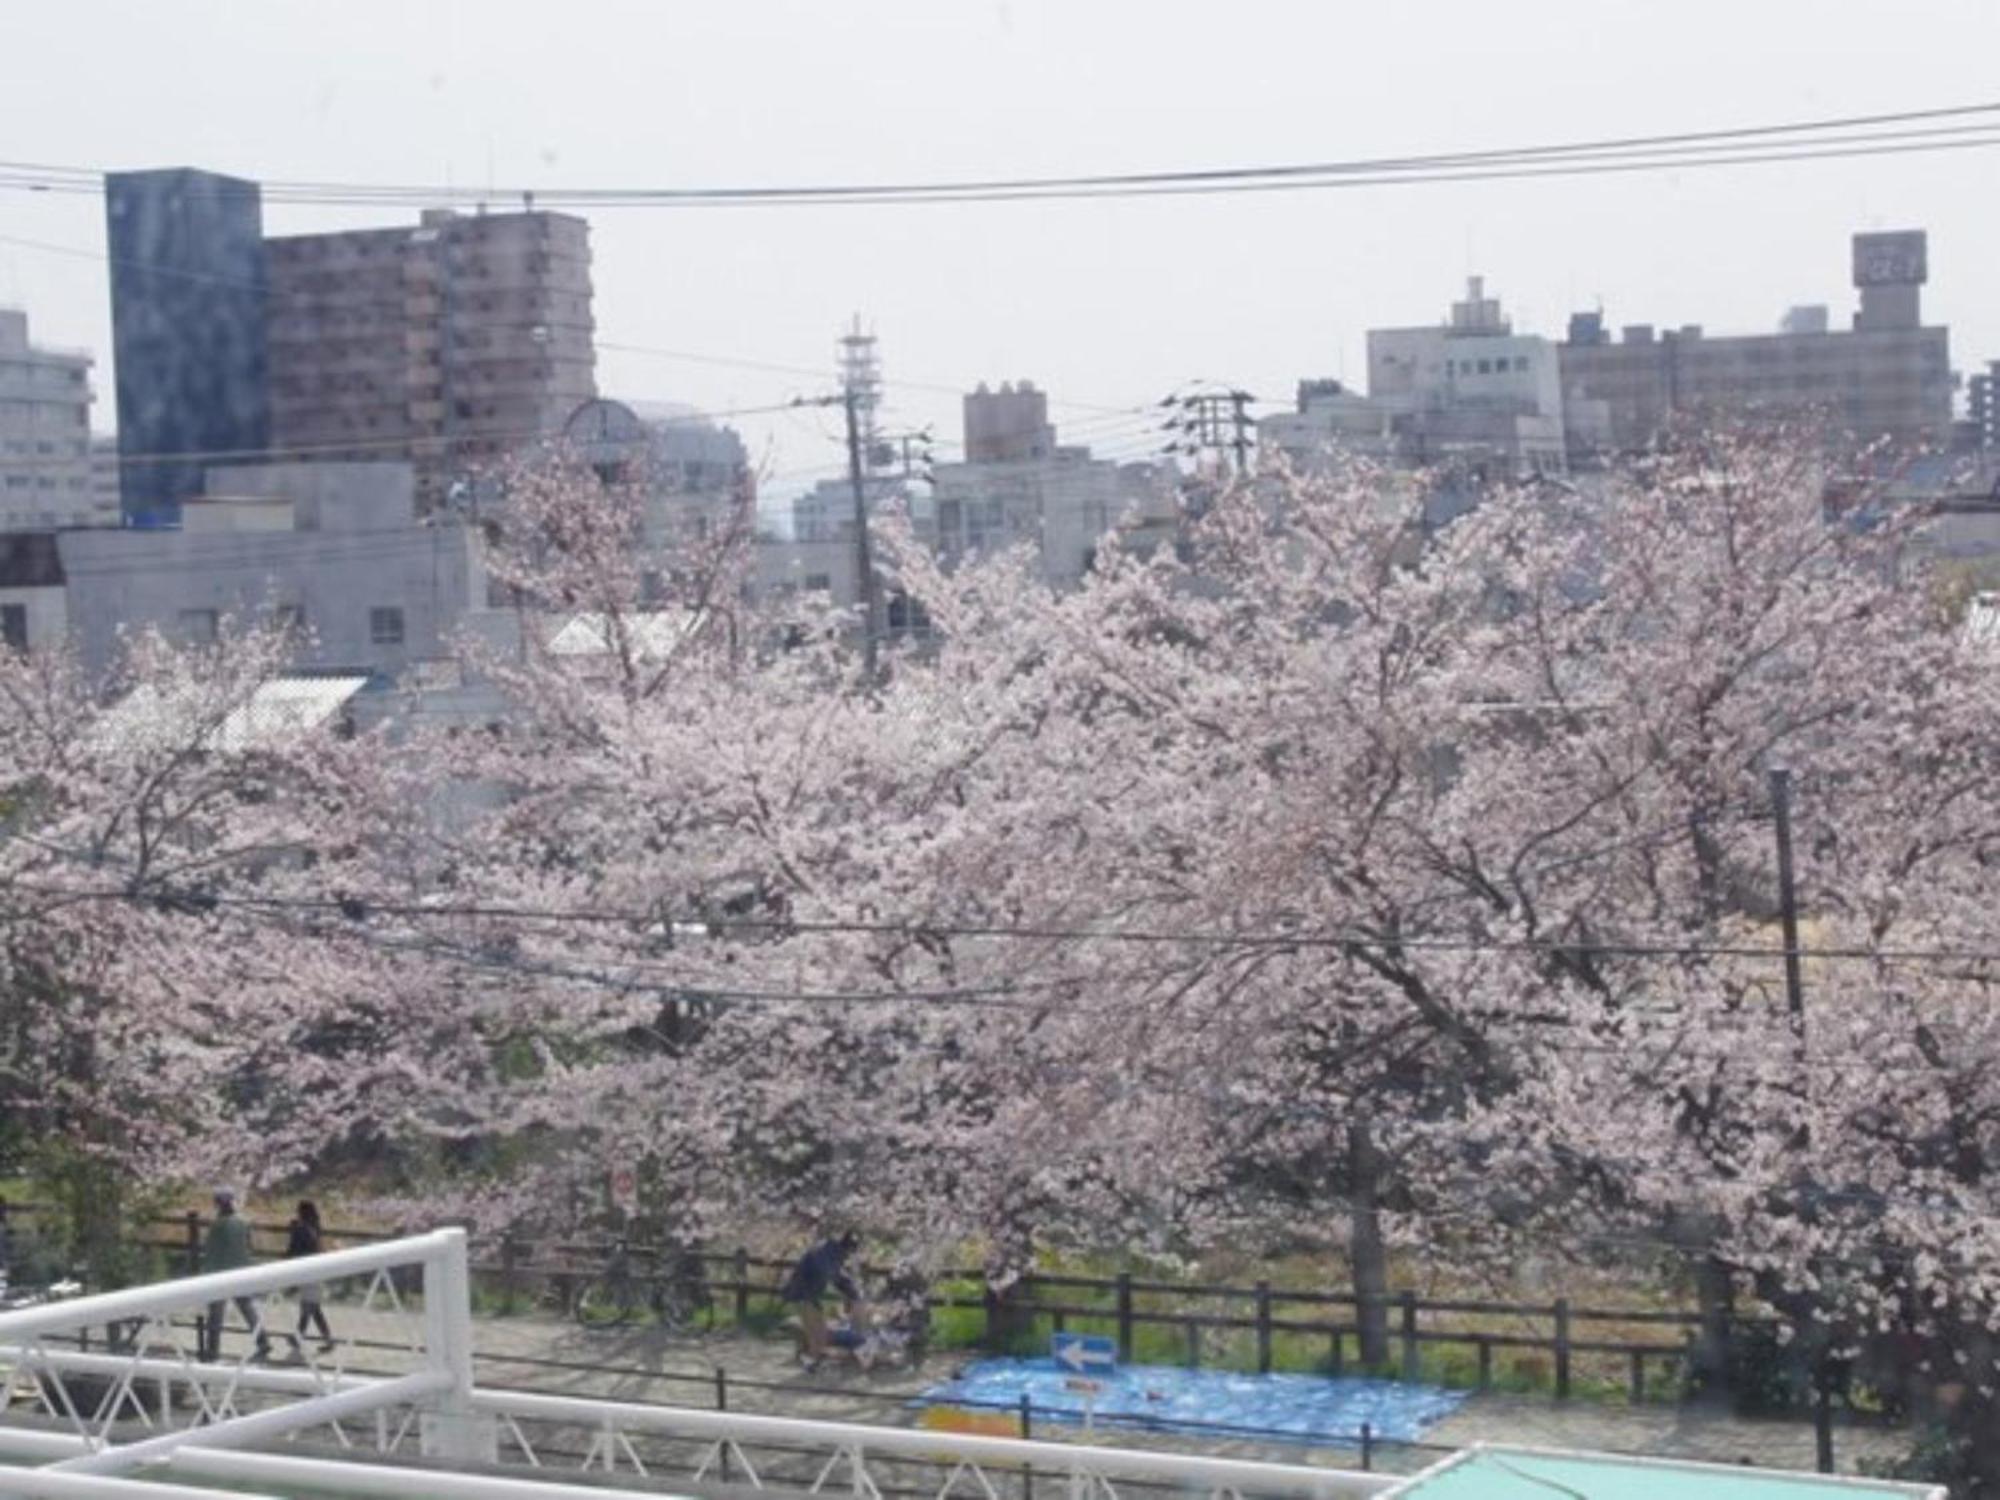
[499,1234,521,1310]
[1554,1298,1572,1399]
[1360,1422,1373,1471]
[734,1248,750,1324]
[1629,1349,1645,1403]
[1183,1317,1199,1369]
[183,1211,201,1277]
[1399,1290,1420,1381]
[1115,1273,1133,1362]
[1476,1337,1492,1390]
[1255,1281,1273,1374]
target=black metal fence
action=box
[23,1207,1772,1404]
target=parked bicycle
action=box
[573,1238,712,1331]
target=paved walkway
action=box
[278,1298,1916,1480]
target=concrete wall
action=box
[59,519,485,677]
[0,583,67,651]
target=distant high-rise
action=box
[104,169,269,526]
[0,308,97,530]
[264,208,595,510]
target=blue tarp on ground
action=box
[916,1358,1466,1444]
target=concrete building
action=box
[88,436,122,523]
[265,209,596,511]
[0,533,68,652]
[58,461,484,678]
[104,168,269,527]
[1969,360,1999,452]
[930,383,1173,589]
[0,310,97,530]
[1263,279,1570,480]
[789,473,914,545]
[1559,231,1953,457]
[629,400,752,541]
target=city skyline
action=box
[1,0,1995,500]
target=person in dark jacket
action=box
[780,1230,860,1370]
[284,1201,333,1351]
[200,1190,269,1362]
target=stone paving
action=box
[281,1298,1918,1481]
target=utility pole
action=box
[1769,766,1806,1027]
[1163,389,1257,479]
[844,384,882,680]
[1229,388,1253,478]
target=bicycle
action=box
[572,1238,711,1332]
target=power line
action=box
[18,877,2000,969]
[4,102,1995,207]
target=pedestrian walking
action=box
[285,1201,334,1353]
[199,1190,269,1363]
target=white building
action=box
[59,461,485,678]
[1264,278,1569,480]
[0,533,68,652]
[930,382,1174,588]
[0,309,98,530]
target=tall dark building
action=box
[105,168,269,526]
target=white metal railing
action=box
[0,1226,479,1487]
[469,1391,1393,1500]
[0,1225,1424,1500]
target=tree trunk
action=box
[1350,1120,1392,1370]
[1690,1254,1736,1404]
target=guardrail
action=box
[0,1227,477,1485]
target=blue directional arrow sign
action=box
[1051,1331,1116,1376]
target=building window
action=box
[802,573,832,593]
[1515,357,1530,371]
[0,604,25,652]
[177,608,219,645]
[369,606,406,645]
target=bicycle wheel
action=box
[653,1278,711,1332]
[574,1276,641,1329]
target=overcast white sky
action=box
[3,0,1997,503]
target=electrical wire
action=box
[16,875,2000,970]
[4,102,1996,207]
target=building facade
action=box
[929,383,1173,588]
[104,168,269,526]
[1970,360,1999,452]
[0,532,68,652]
[0,309,98,530]
[1264,278,1570,480]
[1559,231,1953,456]
[265,209,596,510]
[58,461,485,677]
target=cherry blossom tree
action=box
[0,618,483,1275]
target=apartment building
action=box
[0,309,98,530]
[265,209,597,510]
[1559,231,1953,456]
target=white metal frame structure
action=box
[3,1234,1921,1500]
